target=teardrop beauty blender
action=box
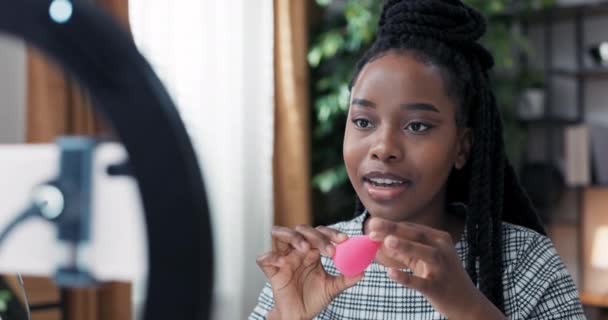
[332,235,381,277]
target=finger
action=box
[272,226,309,253]
[295,225,335,256]
[368,217,449,246]
[315,226,349,244]
[302,248,322,266]
[368,217,432,241]
[383,235,441,270]
[327,273,364,298]
[387,268,432,294]
[256,252,283,267]
[256,252,281,279]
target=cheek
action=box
[343,129,365,178]
[410,136,457,183]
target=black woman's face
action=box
[343,52,471,222]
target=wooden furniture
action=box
[581,293,608,320]
[2,275,131,320]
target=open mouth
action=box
[362,172,412,201]
[363,177,408,187]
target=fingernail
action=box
[386,236,398,248]
[369,232,379,240]
[326,245,334,256]
[299,241,309,252]
[338,233,348,241]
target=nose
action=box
[370,127,403,162]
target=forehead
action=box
[352,52,451,106]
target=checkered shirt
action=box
[249,212,586,319]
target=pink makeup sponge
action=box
[332,235,381,277]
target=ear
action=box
[455,128,473,170]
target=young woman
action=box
[250,0,585,319]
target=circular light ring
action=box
[0,1,214,319]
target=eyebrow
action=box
[351,98,376,108]
[401,103,440,113]
[351,98,440,113]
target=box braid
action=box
[349,0,546,311]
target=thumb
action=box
[256,252,281,279]
[327,273,364,297]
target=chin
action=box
[364,202,411,221]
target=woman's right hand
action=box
[256,225,364,320]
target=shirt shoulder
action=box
[500,222,547,267]
[500,223,585,319]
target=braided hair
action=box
[350,0,546,311]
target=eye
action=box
[406,122,432,133]
[353,118,374,129]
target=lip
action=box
[362,171,409,182]
[362,171,412,202]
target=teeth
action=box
[368,178,404,185]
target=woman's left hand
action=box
[367,217,505,320]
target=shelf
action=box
[551,67,608,79]
[495,2,608,22]
[581,292,608,308]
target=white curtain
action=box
[129,1,274,319]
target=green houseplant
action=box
[309,0,554,226]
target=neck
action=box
[363,193,465,243]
